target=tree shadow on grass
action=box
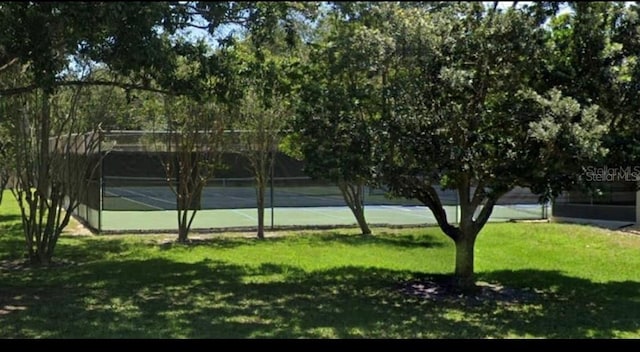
[477,269,640,338]
[0,214,20,224]
[0,222,22,236]
[0,220,25,261]
[310,231,446,249]
[154,230,446,251]
[156,236,262,251]
[0,258,638,338]
[55,237,142,263]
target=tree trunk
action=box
[176,175,190,243]
[177,185,188,243]
[29,249,51,267]
[0,174,7,205]
[257,182,265,239]
[24,91,56,267]
[177,200,189,243]
[176,173,189,243]
[353,207,371,236]
[38,249,51,267]
[453,233,477,292]
[177,218,189,243]
[337,181,372,236]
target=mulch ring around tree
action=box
[397,274,545,305]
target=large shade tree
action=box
[365,2,609,291]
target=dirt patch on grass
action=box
[616,225,640,236]
[62,217,94,236]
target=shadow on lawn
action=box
[0,214,20,224]
[153,230,446,251]
[0,220,22,237]
[157,236,263,251]
[0,218,25,261]
[311,231,446,249]
[0,258,638,338]
[55,237,141,263]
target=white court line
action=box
[297,207,352,220]
[116,188,176,205]
[103,190,164,210]
[231,209,257,221]
[379,205,416,212]
[377,205,436,218]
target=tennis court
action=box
[98,181,548,232]
[100,205,547,232]
[74,143,548,232]
[101,178,427,211]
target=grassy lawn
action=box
[1,192,639,338]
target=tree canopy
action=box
[298,2,610,290]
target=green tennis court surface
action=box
[99,204,548,232]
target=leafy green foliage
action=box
[293,4,395,235]
[218,20,304,239]
[0,1,321,259]
[154,94,227,243]
[544,2,640,168]
[308,2,611,287]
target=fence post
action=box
[98,130,103,233]
[270,151,275,230]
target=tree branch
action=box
[472,194,501,234]
[470,180,486,209]
[0,57,19,74]
[0,80,173,97]
[404,176,459,240]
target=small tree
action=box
[232,85,292,239]
[4,87,101,265]
[0,2,207,265]
[219,23,307,239]
[157,94,226,243]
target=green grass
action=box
[1,191,639,338]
